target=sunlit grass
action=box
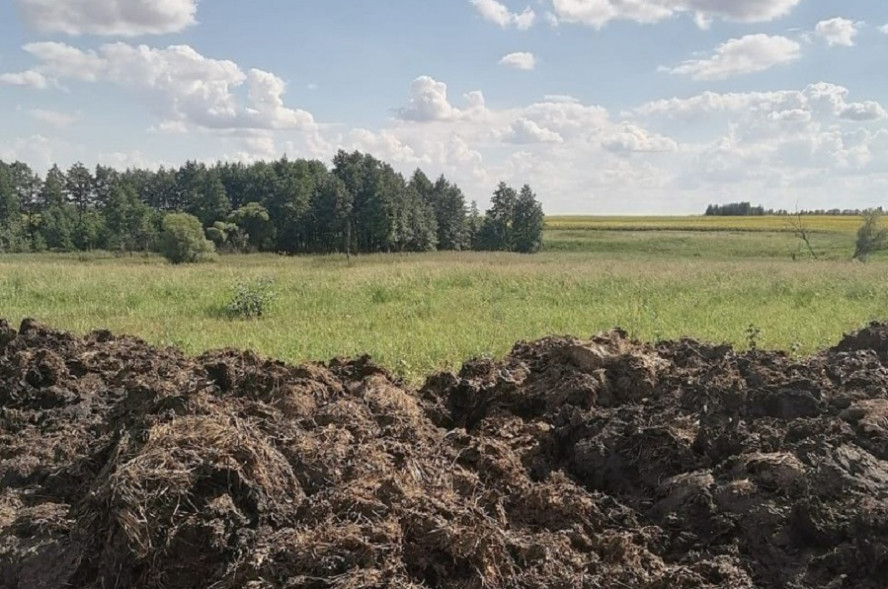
[2,242,887,382]
[541,229,860,260]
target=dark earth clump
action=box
[1,319,887,588]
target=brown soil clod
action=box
[2,319,888,588]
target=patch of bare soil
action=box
[1,319,887,588]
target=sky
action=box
[1,1,887,214]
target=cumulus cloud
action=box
[602,123,678,153]
[634,83,887,123]
[470,0,536,30]
[505,118,563,143]
[3,42,315,131]
[396,76,486,122]
[499,52,536,70]
[814,17,859,47]
[0,70,48,89]
[397,76,458,121]
[12,0,198,36]
[23,42,106,81]
[880,24,888,35]
[29,109,80,127]
[839,102,888,122]
[548,0,803,29]
[372,78,692,211]
[660,34,801,80]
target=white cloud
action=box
[0,135,56,169]
[29,109,80,127]
[506,118,564,143]
[543,94,579,103]
[396,76,486,122]
[97,150,169,170]
[661,34,801,80]
[633,83,886,123]
[602,123,677,153]
[470,0,536,30]
[839,102,888,122]
[397,76,457,121]
[12,0,198,36]
[23,42,106,81]
[0,70,48,89]
[365,79,686,211]
[149,120,188,134]
[548,0,803,29]
[3,42,315,132]
[814,18,859,47]
[499,52,536,70]
[626,82,888,208]
[880,24,888,35]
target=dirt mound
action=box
[2,320,888,588]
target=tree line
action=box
[0,151,544,256]
[705,202,885,217]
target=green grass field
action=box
[0,216,884,382]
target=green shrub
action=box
[159,213,216,264]
[226,276,276,319]
[853,210,888,262]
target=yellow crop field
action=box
[545,215,862,233]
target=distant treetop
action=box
[705,202,884,216]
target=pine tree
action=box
[513,185,544,253]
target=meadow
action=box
[1,216,885,382]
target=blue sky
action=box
[1,0,887,213]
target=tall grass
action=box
[1,245,886,381]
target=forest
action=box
[0,151,544,256]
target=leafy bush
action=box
[159,213,216,264]
[226,276,276,319]
[853,210,888,262]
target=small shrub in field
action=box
[227,277,276,319]
[746,324,761,352]
[160,213,216,264]
[853,210,888,262]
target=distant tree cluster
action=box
[0,151,544,258]
[705,202,885,217]
[704,202,766,216]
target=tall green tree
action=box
[188,174,231,226]
[66,162,99,249]
[513,185,544,253]
[39,203,77,251]
[307,175,352,254]
[37,166,76,251]
[428,175,468,250]
[229,202,275,251]
[93,164,119,210]
[478,182,518,251]
[103,183,157,252]
[466,200,483,250]
[268,158,326,252]
[40,165,67,208]
[10,163,41,242]
[0,162,27,252]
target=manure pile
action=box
[1,318,888,588]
